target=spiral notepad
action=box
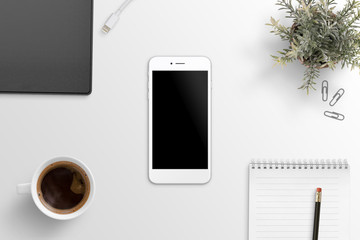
[249,160,350,240]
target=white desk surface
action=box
[1,0,359,239]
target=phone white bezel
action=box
[148,56,212,184]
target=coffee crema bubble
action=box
[37,161,90,214]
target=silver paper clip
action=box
[329,88,345,106]
[324,111,345,121]
[321,80,328,101]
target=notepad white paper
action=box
[249,161,350,240]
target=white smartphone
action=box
[148,56,212,184]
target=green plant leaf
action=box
[268,0,360,93]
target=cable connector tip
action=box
[102,25,111,34]
[101,13,119,34]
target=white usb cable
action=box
[102,0,134,34]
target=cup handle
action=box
[17,183,31,195]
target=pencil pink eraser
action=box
[317,188,322,192]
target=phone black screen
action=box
[152,71,208,169]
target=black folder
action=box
[0,0,93,94]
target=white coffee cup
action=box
[17,156,95,220]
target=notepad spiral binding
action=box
[250,159,349,170]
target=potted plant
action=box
[267,0,360,93]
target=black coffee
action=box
[37,162,90,213]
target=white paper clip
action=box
[329,88,345,106]
[321,80,328,101]
[324,111,345,121]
